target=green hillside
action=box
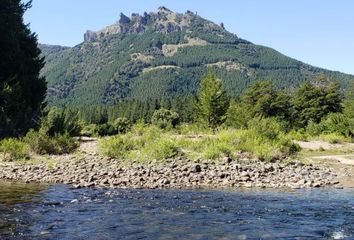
[40,7,354,107]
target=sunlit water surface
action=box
[0,181,353,239]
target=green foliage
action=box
[24,130,78,155]
[315,133,350,144]
[153,140,182,159]
[242,81,290,120]
[235,129,299,161]
[151,108,179,129]
[99,122,300,163]
[287,129,309,141]
[203,141,233,160]
[41,108,82,137]
[99,135,135,159]
[306,113,353,139]
[0,138,30,161]
[225,100,251,129]
[80,124,100,137]
[197,71,229,131]
[291,80,343,128]
[247,117,286,140]
[0,0,47,137]
[54,133,79,153]
[97,123,116,136]
[112,117,131,134]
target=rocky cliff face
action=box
[83,6,227,42]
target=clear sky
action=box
[24,0,354,75]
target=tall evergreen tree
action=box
[0,0,46,137]
[291,80,343,128]
[242,81,290,120]
[197,71,229,131]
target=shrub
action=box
[24,130,54,154]
[97,123,116,136]
[112,117,131,134]
[306,113,353,142]
[54,133,79,154]
[203,141,233,160]
[225,100,252,129]
[233,129,299,161]
[153,140,182,159]
[81,124,99,137]
[151,108,180,129]
[287,129,309,141]
[99,135,135,159]
[321,113,353,137]
[0,138,30,161]
[306,120,325,136]
[41,108,82,137]
[24,130,78,155]
[247,117,286,140]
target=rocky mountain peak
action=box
[118,13,131,25]
[83,7,228,42]
[157,6,173,14]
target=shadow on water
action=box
[0,181,48,239]
[0,182,353,239]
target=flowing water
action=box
[0,181,353,239]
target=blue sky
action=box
[24,0,354,75]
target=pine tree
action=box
[291,80,343,128]
[197,71,229,131]
[0,0,47,137]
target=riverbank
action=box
[0,155,339,190]
[1,138,352,189]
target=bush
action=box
[0,138,30,161]
[306,120,325,136]
[41,108,82,137]
[177,123,210,135]
[24,130,54,154]
[225,100,251,129]
[306,113,353,142]
[321,113,353,137]
[287,129,309,141]
[112,117,131,134]
[203,141,233,160]
[97,123,116,136]
[99,135,135,159]
[54,133,79,154]
[153,140,182,159]
[81,124,99,137]
[151,108,180,129]
[232,128,299,161]
[247,117,286,140]
[24,130,78,155]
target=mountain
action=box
[40,6,354,107]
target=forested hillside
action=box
[40,6,354,108]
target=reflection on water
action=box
[0,181,353,239]
[0,181,47,205]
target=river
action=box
[0,181,353,239]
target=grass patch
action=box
[99,124,300,162]
[312,133,351,144]
[0,138,30,161]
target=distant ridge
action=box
[39,7,354,106]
